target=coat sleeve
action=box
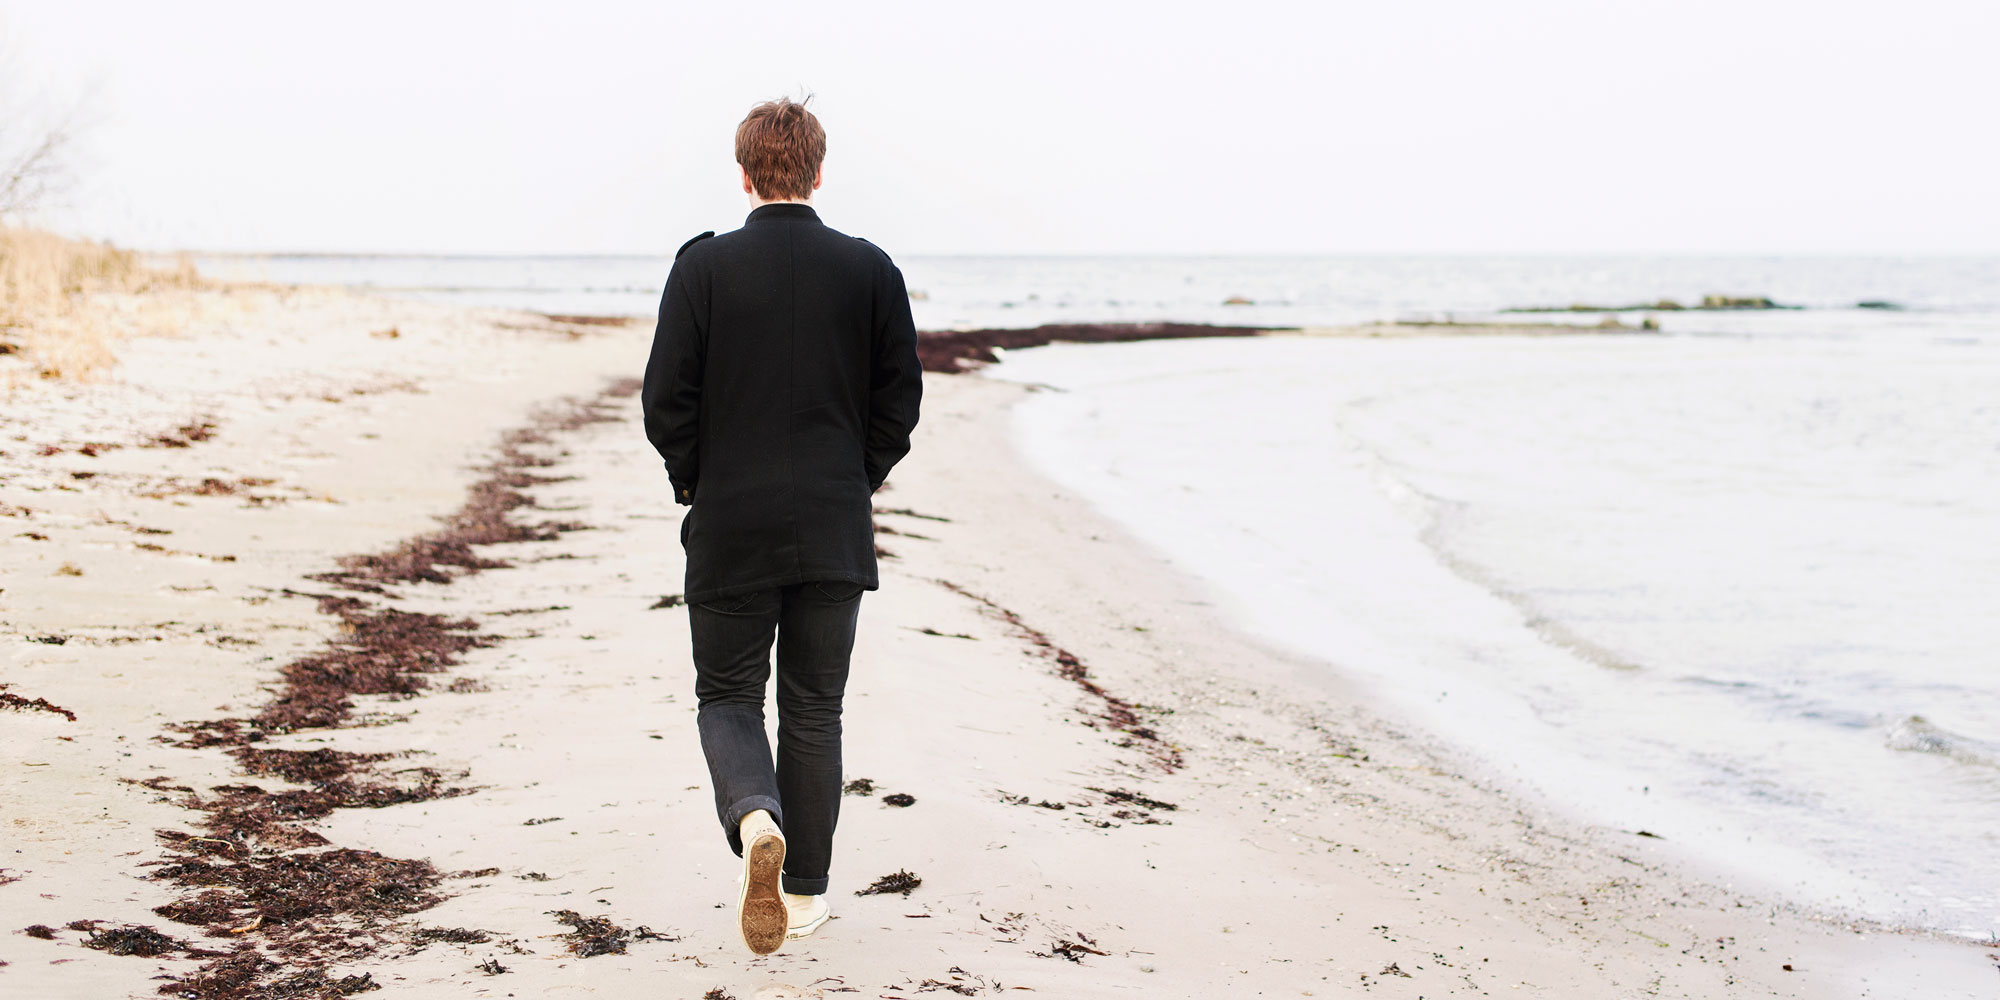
[864,261,924,491]
[642,259,704,504]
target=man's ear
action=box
[812,164,824,191]
[739,163,755,196]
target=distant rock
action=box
[1699,294,1789,310]
[1504,298,1681,313]
[1506,294,1795,313]
[1856,300,1902,310]
[1222,295,1253,306]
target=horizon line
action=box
[160,248,2000,261]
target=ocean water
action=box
[194,252,2000,341]
[989,327,2000,939]
[216,251,2000,936]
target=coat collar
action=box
[745,203,819,225]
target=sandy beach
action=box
[3,291,1995,999]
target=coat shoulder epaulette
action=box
[676,231,716,260]
[852,235,893,264]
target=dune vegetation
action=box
[0,227,202,381]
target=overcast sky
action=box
[4,0,1996,255]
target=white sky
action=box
[4,0,1996,255]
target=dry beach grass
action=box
[0,227,202,381]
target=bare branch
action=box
[0,114,73,219]
[0,30,83,223]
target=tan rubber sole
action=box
[739,830,788,954]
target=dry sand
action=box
[2,294,1994,998]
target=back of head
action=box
[735,98,826,202]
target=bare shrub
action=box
[0,24,83,224]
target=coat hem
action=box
[684,570,879,607]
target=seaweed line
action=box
[934,579,1182,773]
[134,377,640,1000]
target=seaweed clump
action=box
[410,926,492,947]
[145,421,218,449]
[150,848,446,940]
[1090,787,1177,812]
[299,382,635,598]
[166,953,382,998]
[915,323,1265,374]
[546,907,677,957]
[168,603,497,746]
[0,684,76,721]
[855,870,923,897]
[999,793,1068,811]
[1040,934,1109,963]
[918,979,980,996]
[81,924,193,958]
[547,910,642,957]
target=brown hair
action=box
[734,98,826,202]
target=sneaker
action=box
[736,811,787,954]
[784,891,830,939]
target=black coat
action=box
[642,203,924,605]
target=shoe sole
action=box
[739,830,787,954]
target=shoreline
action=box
[912,319,1651,374]
[985,330,2000,944]
[2,292,1992,997]
[923,374,1995,988]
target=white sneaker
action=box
[784,891,830,939]
[736,810,787,955]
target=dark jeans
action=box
[689,579,863,895]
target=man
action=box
[641,97,924,956]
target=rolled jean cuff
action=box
[722,794,784,857]
[782,872,829,895]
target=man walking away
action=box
[641,97,924,955]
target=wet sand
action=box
[1,301,1993,998]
